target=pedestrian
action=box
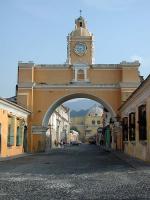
[60,140,64,148]
[105,126,111,151]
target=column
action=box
[84,69,87,81]
[74,69,77,81]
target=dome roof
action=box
[76,16,84,21]
[70,27,91,37]
[69,14,92,37]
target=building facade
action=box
[45,105,70,151]
[119,75,150,161]
[71,104,103,142]
[0,97,30,157]
[16,15,141,152]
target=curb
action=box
[112,150,150,170]
[0,153,33,162]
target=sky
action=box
[0,0,150,97]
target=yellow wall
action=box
[0,109,25,157]
[17,64,140,152]
[32,134,46,153]
[122,68,140,82]
[18,68,32,83]
[121,93,150,161]
[89,69,122,84]
[70,37,93,65]
[18,66,140,85]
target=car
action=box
[70,141,79,145]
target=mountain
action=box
[64,98,103,111]
[70,109,88,117]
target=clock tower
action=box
[66,14,94,66]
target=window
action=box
[92,120,95,125]
[129,113,135,141]
[97,121,100,124]
[122,117,128,141]
[80,22,82,27]
[138,105,147,140]
[77,69,84,80]
[7,116,15,147]
[16,126,23,146]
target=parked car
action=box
[71,141,79,145]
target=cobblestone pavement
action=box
[0,144,150,200]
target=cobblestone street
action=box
[0,144,150,200]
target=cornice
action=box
[18,82,120,90]
[18,62,140,69]
[119,82,141,88]
[18,82,141,89]
[92,63,139,69]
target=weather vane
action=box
[80,9,82,16]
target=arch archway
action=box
[42,93,116,128]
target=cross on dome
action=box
[80,9,82,16]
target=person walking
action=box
[105,126,111,151]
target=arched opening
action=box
[41,93,117,152]
[42,93,116,128]
[38,93,116,151]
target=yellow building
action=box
[0,97,30,157]
[16,14,141,153]
[119,75,150,161]
[71,104,103,142]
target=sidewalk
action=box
[0,153,32,162]
[112,150,150,170]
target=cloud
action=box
[66,98,87,103]
[130,55,143,64]
[130,55,150,78]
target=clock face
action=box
[74,43,87,56]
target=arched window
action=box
[77,69,84,80]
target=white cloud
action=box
[65,98,87,103]
[130,55,143,64]
[130,55,150,78]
